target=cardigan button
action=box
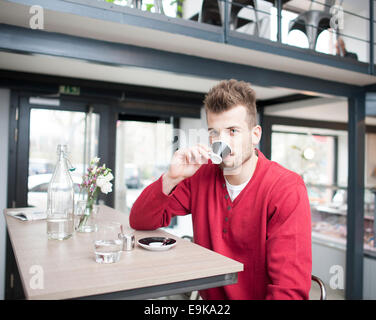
[223,228,227,233]
[225,194,229,200]
[225,217,229,222]
[227,205,231,210]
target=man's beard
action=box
[220,147,253,175]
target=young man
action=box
[129,79,312,300]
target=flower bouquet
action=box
[76,157,113,232]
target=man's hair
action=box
[204,79,257,128]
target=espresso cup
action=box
[210,141,232,164]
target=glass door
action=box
[28,107,100,210]
[114,116,174,215]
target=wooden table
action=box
[4,205,243,300]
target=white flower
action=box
[96,175,107,188]
[100,182,112,194]
[96,173,114,194]
[105,172,114,182]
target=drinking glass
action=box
[94,221,123,264]
[75,200,99,233]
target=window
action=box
[271,124,376,254]
[271,124,347,248]
[28,108,99,209]
[114,119,174,214]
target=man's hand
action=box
[162,144,211,195]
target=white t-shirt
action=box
[224,176,252,201]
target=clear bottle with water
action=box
[46,145,74,240]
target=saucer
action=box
[137,237,177,251]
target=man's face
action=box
[206,105,261,173]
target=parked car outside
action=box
[28,173,83,209]
[124,164,143,189]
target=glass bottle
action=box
[46,145,74,240]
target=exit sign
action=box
[59,85,80,96]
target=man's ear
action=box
[251,125,262,145]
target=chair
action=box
[311,274,327,300]
[153,0,165,14]
[288,0,338,50]
[199,0,260,34]
[199,0,292,36]
[129,0,142,9]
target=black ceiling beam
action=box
[257,93,320,109]
[0,69,205,108]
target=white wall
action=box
[0,89,10,300]
[313,241,376,299]
[364,256,376,299]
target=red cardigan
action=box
[129,149,312,300]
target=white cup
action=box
[210,140,232,164]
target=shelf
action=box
[306,184,347,190]
[306,184,376,192]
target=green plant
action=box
[170,0,184,18]
[146,3,154,11]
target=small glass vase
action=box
[75,200,99,233]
